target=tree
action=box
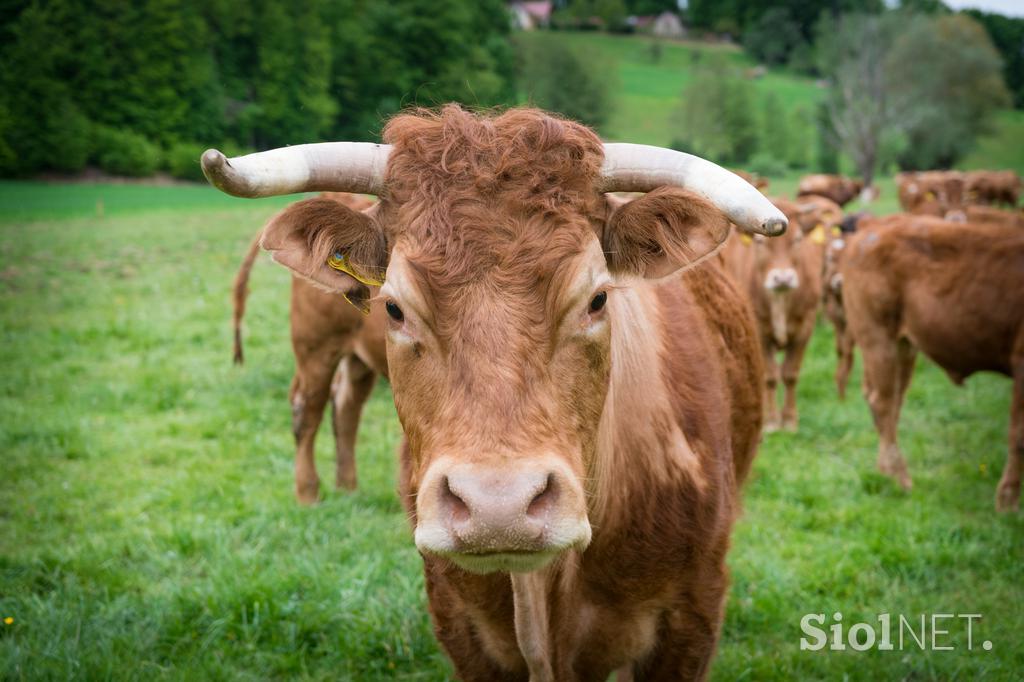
[671,59,758,165]
[888,13,1010,169]
[964,10,1024,109]
[816,10,1010,185]
[743,8,804,67]
[816,12,901,188]
[0,0,518,176]
[517,34,614,130]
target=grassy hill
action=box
[543,31,1024,178]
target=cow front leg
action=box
[835,329,855,401]
[861,336,914,490]
[291,347,344,505]
[633,583,725,681]
[781,335,811,431]
[330,354,377,491]
[996,363,1023,512]
[762,342,781,432]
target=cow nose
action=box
[440,469,557,550]
[765,267,799,292]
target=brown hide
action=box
[841,215,1024,511]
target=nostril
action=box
[526,472,559,519]
[441,476,470,525]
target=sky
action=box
[942,0,1024,18]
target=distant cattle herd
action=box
[206,108,1022,679]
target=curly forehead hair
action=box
[382,105,604,212]
[380,105,607,300]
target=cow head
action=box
[753,197,835,295]
[202,106,785,574]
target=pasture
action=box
[1,182,1021,680]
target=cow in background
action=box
[797,174,863,207]
[896,171,966,220]
[965,169,1021,206]
[232,193,388,504]
[841,215,1024,511]
[723,197,839,431]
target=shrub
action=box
[165,142,208,182]
[516,34,614,130]
[746,153,788,178]
[671,59,758,165]
[92,126,161,177]
[743,8,805,67]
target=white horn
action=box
[599,143,787,236]
[201,142,391,198]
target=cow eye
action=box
[589,291,607,313]
[385,300,404,322]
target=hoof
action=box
[296,481,321,506]
[996,482,1020,513]
[878,461,912,491]
[782,418,798,432]
[763,420,782,434]
[335,476,358,492]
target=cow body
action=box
[722,197,833,431]
[841,216,1024,510]
[965,169,1021,206]
[797,174,863,207]
[233,193,388,503]
[418,263,761,680]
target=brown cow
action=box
[965,169,1021,206]
[841,215,1024,511]
[232,193,388,504]
[797,173,863,207]
[722,197,837,430]
[202,106,787,679]
[896,170,966,220]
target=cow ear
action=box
[260,197,387,312]
[601,187,730,280]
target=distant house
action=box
[509,1,552,30]
[652,11,685,39]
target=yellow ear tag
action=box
[831,226,842,237]
[811,225,827,245]
[327,250,384,286]
[740,234,753,246]
[925,191,936,201]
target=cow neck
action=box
[769,292,788,346]
[510,568,554,682]
[589,282,702,540]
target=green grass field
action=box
[1,183,1021,680]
